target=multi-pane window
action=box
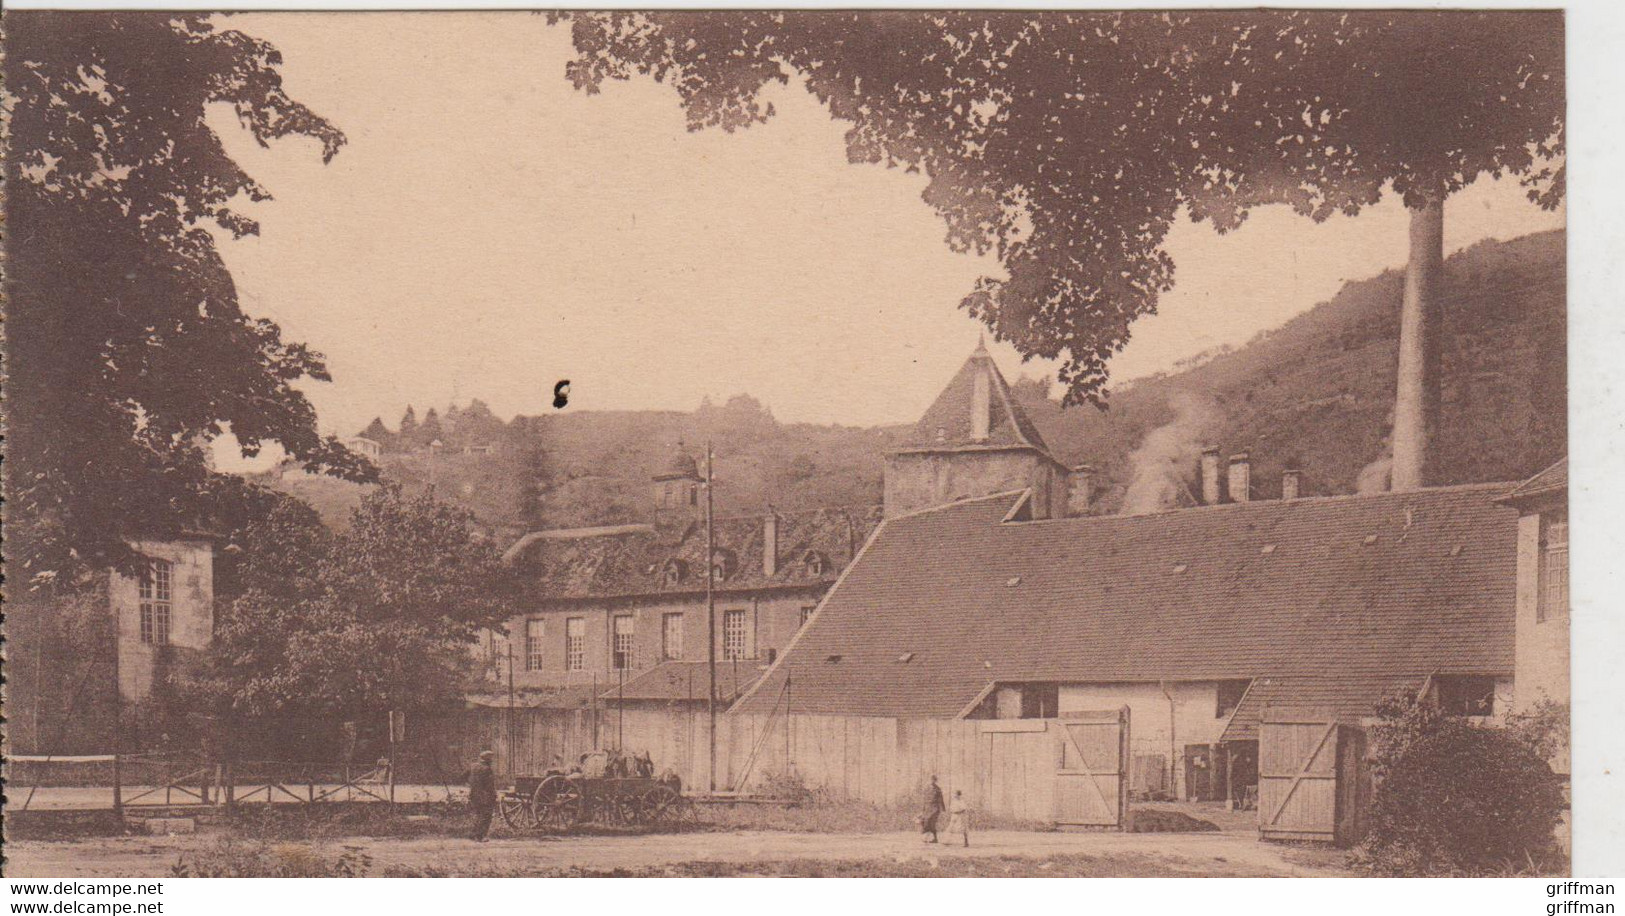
[139,559,173,646]
[1539,510,1569,623]
[565,617,586,671]
[662,613,684,661]
[524,618,546,671]
[800,606,816,629]
[612,615,635,670]
[723,610,748,660]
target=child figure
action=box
[946,789,970,848]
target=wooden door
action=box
[1053,708,1128,828]
[1258,709,1341,843]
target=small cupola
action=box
[652,440,702,513]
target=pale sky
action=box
[210,12,1565,452]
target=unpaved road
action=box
[5,829,1349,878]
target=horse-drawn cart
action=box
[498,750,696,831]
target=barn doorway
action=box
[1052,707,1129,829]
[1257,708,1368,846]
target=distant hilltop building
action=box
[345,436,382,460]
[354,400,506,457]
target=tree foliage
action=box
[3,12,375,584]
[192,486,519,755]
[555,11,1563,406]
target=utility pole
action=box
[506,634,516,774]
[705,440,718,793]
[110,594,124,823]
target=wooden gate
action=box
[1052,708,1129,829]
[1258,708,1366,845]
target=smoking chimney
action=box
[763,508,779,577]
[1067,465,1095,517]
[1200,447,1222,505]
[1281,469,1302,501]
[1227,452,1252,503]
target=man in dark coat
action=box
[468,750,497,841]
[919,774,945,843]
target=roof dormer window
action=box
[660,558,687,587]
[803,551,829,578]
[710,548,737,582]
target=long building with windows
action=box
[475,447,881,710]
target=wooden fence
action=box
[414,703,1126,826]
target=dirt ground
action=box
[5,827,1350,878]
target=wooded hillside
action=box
[258,229,1563,529]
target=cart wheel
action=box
[536,778,583,831]
[642,786,679,825]
[498,793,535,831]
[668,794,698,827]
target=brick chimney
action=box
[1227,452,1252,503]
[1201,447,1222,505]
[1281,469,1302,501]
[763,508,779,577]
[1067,465,1095,516]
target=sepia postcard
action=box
[1,7,1607,887]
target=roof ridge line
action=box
[726,513,894,713]
[981,348,1063,463]
[1002,480,1522,526]
[889,489,1030,522]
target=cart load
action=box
[498,749,694,831]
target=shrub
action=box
[1507,698,1570,764]
[1355,693,1566,876]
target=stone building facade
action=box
[113,538,216,703]
[482,449,880,707]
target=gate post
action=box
[112,752,124,822]
[1118,706,1131,831]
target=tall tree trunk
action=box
[1391,198,1445,491]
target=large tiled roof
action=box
[735,484,1518,719]
[896,343,1058,460]
[1218,674,1423,742]
[506,506,882,601]
[598,661,764,704]
[1499,457,1567,506]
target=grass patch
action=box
[1129,809,1221,834]
[171,838,373,877]
[216,803,465,841]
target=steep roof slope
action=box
[736,484,1518,718]
[508,506,883,601]
[1499,457,1567,506]
[898,341,1057,458]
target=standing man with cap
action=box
[468,750,497,841]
